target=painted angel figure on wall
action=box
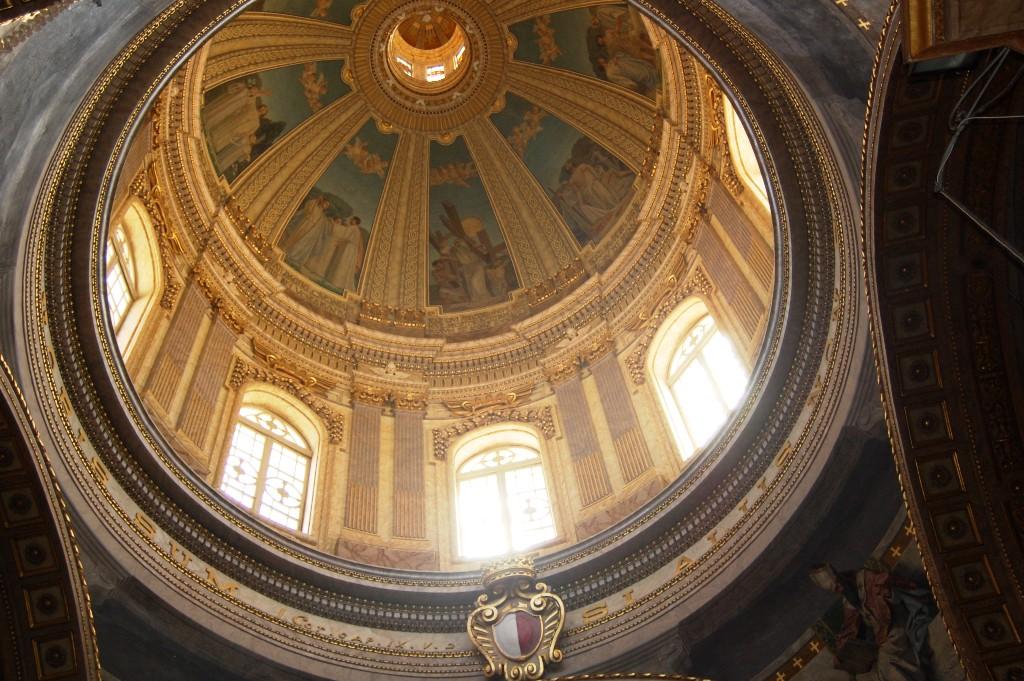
[810,562,943,681]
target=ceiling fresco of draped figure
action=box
[509,5,662,98]
[194,0,666,325]
[201,61,350,181]
[279,119,395,294]
[490,93,639,248]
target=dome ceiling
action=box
[16,0,880,675]
[198,0,671,336]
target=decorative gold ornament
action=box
[468,557,565,681]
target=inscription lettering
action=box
[204,568,240,595]
[582,603,609,624]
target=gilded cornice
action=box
[432,405,557,461]
[229,357,345,443]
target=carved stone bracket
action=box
[128,157,184,310]
[705,74,744,199]
[444,385,535,418]
[351,384,428,411]
[432,406,556,460]
[228,357,345,443]
[625,265,714,384]
[192,263,248,334]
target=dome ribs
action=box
[507,61,658,175]
[462,117,580,288]
[230,93,370,245]
[202,12,353,90]
[359,132,431,308]
[495,0,606,26]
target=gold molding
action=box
[432,406,556,460]
[229,357,345,443]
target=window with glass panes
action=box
[665,315,749,459]
[105,227,135,330]
[456,446,556,559]
[219,406,313,532]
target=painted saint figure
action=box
[586,5,661,97]
[550,137,635,243]
[202,75,286,181]
[810,563,939,681]
[429,202,515,309]
[280,192,366,293]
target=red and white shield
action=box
[493,610,543,660]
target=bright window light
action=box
[105,228,135,331]
[456,446,556,559]
[425,65,446,82]
[665,315,749,459]
[220,406,312,532]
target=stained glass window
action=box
[664,315,748,459]
[220,406,313,532]
[456,445,556,559]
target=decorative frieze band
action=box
[626,265,714,384]
[431,406,556,461]
[228,357,345,443]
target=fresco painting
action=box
[491,93,636,246]
[201,60,349,181]
[278,120,397,294]
[510,4,661,98]
[246,0,362,24]
[791,545,965,681]
[428,138,519,311]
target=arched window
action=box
[650,300,750,460]
[723,97,770,209]
[219,403,317,532]
[104,200,162,354]
[105,226,136,330]
[454,428,556,559]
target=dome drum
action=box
[16,0,865,676]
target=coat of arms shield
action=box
[493,609,544,660]
[468,558,565,680]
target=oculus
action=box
[386,10,471,93]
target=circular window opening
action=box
[386,11,471,93]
